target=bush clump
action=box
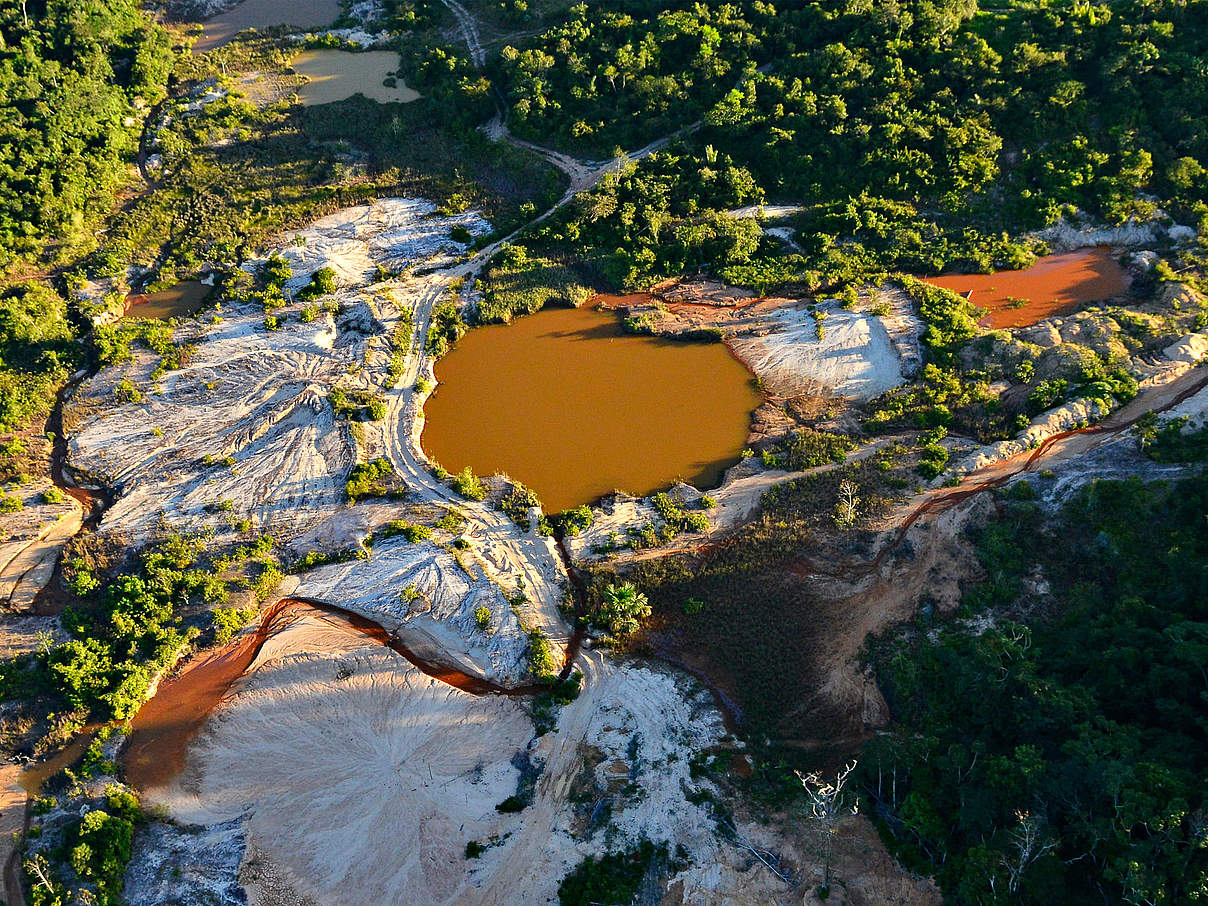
[500,482,542,530]
[346,458,396,501]
[526,627,556,679]
[425,300,467,357]
[589,582,651,638]
[557,841,665,906]
[297,266,337,301]
[451,466,487,501]
[211,604,258,644]
[377,519,432,543]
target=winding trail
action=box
[439,0,486,68]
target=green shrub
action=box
[113,378,143,405]
[1027,379,1068,415]
[495,795,527,813]
[425,300,467,357]
[500,482,542,529]
[559,504,594,537]
[41,487,68,505]
[475,606,491,630]
[917,443,950,479]
[330,388,389,422]
[527,627,556,679]
[590,582,651,637]
[260,254,293,289]
[451,466,487,501]
[378,519,433,543]
[558,841,664,906]
[346,458,395,501]
[298,266,337,300]
[211,604,258,644]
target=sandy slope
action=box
[151,612,753,906]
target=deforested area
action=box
[1,0,1206,903]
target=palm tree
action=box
[598,582,651,637]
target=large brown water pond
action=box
[421,302,763,513]
[192,0,341,52]
[922,247,1129,329]
[294,50,420,106]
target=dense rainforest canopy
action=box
[0,0,172,270]
[495,0,1208,289]
[865,472,1208,904]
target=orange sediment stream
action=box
[922,247,1129,329]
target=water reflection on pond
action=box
[192,0,341,52]
[125,281,212,320]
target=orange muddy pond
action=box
[421,303,762,513]
[923,247,1129,329]
[192,0,341,52]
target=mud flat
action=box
[422,303,763,512]
[923,247,1129,329]
[294,50,419,106]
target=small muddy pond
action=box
[421,303,763,513]
[923,247,1129,329]
[294,51,419,106]
[193,0,341,52]
[125,280,212,320]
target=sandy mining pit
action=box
[137,607,811,906]
[610,280,924,401]
[64,198,488,548]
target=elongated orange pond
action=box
[421,303,762,513]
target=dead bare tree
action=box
[833,479,859,530]
[799,759,859,893]
[1000,810,1054,894]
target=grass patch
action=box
[478,245,592,323]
